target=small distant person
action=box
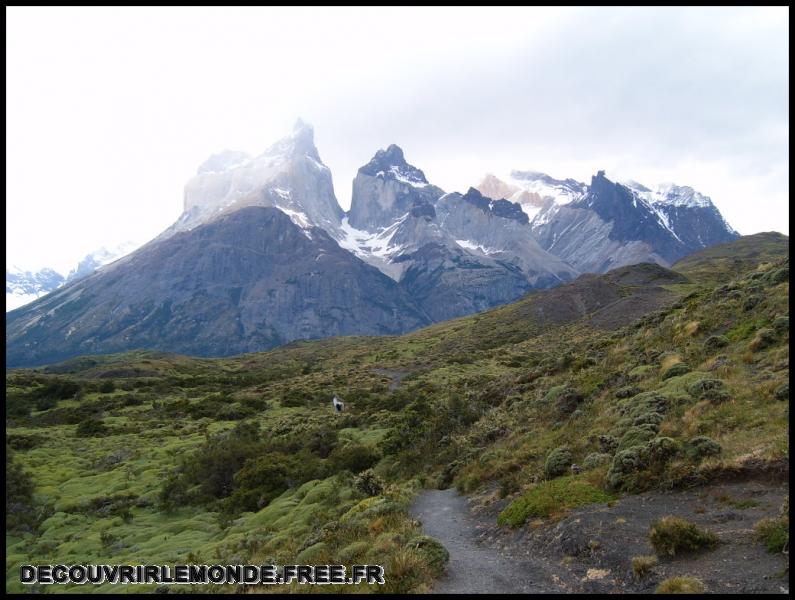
[332,395,344,413]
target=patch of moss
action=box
[497,476,615,528]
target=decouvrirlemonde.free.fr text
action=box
[21,564,386,585]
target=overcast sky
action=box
[7,6,789,273]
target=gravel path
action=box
[410,488,564,594]
[411,481,789,594]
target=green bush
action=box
[497,476,615,527]
[606,446,646,490]
[353,469,384,497]
[598,435,618,454]
[661,363,691,380]
[160,420,265,506]
[98,380,116,393]
[405,535,449,571]
[703,335,729,351]
[618,424,659,451]
[754,516,789,553]
[749,328,777,351]
[6,447,36,533]
[633,412,664,427]
[656,576,705,594]
[743,294,762,311]
[765,267,788,285]
[648,516,719,556]
[582,452,612,470]
[686,378,725,398]
[6,434,44,451]
[619,392,668,420]
[35,379,81,401]
[544,447,574,478]
[34,396,58,411]
[772,315,789,334]
[684,436,721,461]
[75,418,109,437]
[553,387,583,416]
[328,443,381,474]
[645,437,679,464]
[615,385,642,399]
[222,451,319,514]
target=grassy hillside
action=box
[5,233,789,593]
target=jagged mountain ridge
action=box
[476,170,739,273]
[7,121,740,366]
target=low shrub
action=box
[353,469,385,497]
[615,386,642,399]
[684,436,721,461]
[748,328,776,352]
[661,363,691,380]
[703,335,729,351]
[328,443,381,474]
[75,418,109,437]
[582,453,612,470]
[765,267,788,285]
[656,576,705,594]
[544,447,574,478]
[631,555,658,579]
[754,516,789,553]
[405,535,449,572]
[606,446,647,491]
[645,437,679,464]
[648,516,719,556]
[771,315,789,334]
[618,424,659,451]
[686,378,725,398]
[598,435,618,454]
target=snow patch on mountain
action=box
[455,239,499,255]
[276,206,313,237]
[339,216,407,261]
[383,165,429,188]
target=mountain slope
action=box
[6,207,428,368]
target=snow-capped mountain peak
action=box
[623,180,714,209]
[172,120,343,239]
[358,144,430,188]
[7,241,140,311]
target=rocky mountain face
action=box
[166,119,344,240]
[6,207,428,368]
[476,170,738,273]
[347,144,445,231]
[7,122,740,367]
[341,149,577,321]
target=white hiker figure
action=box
[332,395,344,413]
